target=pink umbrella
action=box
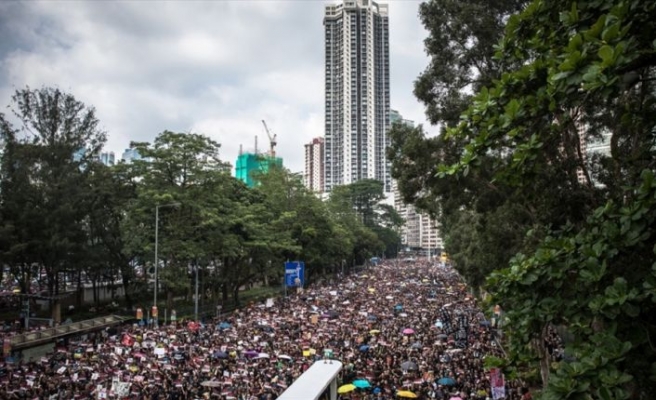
[402,328,415,335]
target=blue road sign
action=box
[285,261,305,287]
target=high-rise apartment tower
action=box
[304,137,325,193]
[323,0,390,192]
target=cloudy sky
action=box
[0,0,433,173]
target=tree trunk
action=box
[92,279,98,304]
[76,270,83,309]
[167,290,173,311]
[121,272,133,310]
[19,265,30,297]
[533,324,551,387]
[50,273,61,324]
[221,283,228,302]
[232,285,240,306]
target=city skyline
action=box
[0,0,435,174]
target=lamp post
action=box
[194,264,199,321]
[428,219,434,262]
[154,202,180,326]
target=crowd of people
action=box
[0,260,531,400]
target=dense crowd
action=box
[0,261,530,400]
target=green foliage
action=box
[415,0,527,126]
[424,0,656,397]
[329,179,385,227]
[387,0,542,285]
[391,0,656,397]
[327,179,399,261]
[0,87,106,301]
[489,171,656,399]
[0,89,394,315]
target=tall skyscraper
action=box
[323,0,390,193]
[100,151,115,166]
[304,137,325,193]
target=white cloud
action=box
[0,0,434,173]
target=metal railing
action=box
[9,315,127,350]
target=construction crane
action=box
[261,120,277,158]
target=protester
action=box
[0,260,523,400]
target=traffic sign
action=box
[285,261,305,287]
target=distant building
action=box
[100,151,115,166]
[394,179,442,255]
[390,109,414,127]
[304,137,325,193]
[73,148,85,162]
[419,214,442,256]
[235,152,283,188]
[574,121,613,186]
[121,148,142,163]
[390,109,443,255]
[586,132,612,157]
[323,0,391,193]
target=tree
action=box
[327,180,389,264]
[439,0,656,397]
[415,0,527,126]
[0,87,106,322]
[389,0,534,284]
[256,165,346,282]
[387,122,532,288]
[128,131,231,309]
[83,162,139,309]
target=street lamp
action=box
[194,264,199,322]
[154,202,180,325]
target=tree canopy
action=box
[0,87,400,323]
[389,0,656,397]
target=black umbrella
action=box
[400,361,418,371]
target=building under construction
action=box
[234,121,283,188]
[235,152,283,188]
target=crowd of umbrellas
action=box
[0,260,529,399]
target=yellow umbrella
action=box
[397,390,418,398]
[367,288,376,293]
[338,384,357,394]
[369,329,381,334]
